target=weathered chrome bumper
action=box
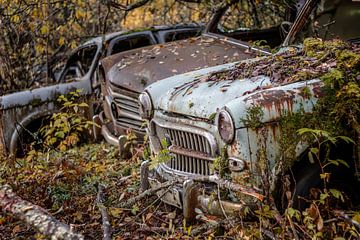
[140,160,259,220]
[93,112,130,159]
[94,111,119,146]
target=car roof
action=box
[80,23,203,47]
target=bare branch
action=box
[108,0,151,11]
[117,179,179,208]
[96,184,111,240]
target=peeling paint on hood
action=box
[145,61,271,118]
[158,74,271,120]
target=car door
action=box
[58,43,99,83]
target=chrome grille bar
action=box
[153,121,216,176]
[108,86,145,133]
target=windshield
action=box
[294,0,360,43]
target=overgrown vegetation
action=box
[40,90,97,151]
[1,0,360,235]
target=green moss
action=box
[301,86,312,99]
[241,105,264,130]
[212,146,229,178]
[303,38,324,57]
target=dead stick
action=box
[191,176,265,201]
[137,226,169,234]
[0,185,83,240]
[96,184,111,240]
[334,210,360,230]
[117,179,179,208]
[191,217,236,236]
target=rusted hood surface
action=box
[146,62,270,119]
[102,35,255,93]
[147,61,322,125]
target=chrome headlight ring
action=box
[216,109,235,144]
[139,92,153,120]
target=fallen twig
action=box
[117,179,179,209]
[96,184,111,240]
[261,229,276,240]
[137,226,169,234]
[191,216,236,236]
[0,185,83,240]
[191,175,265,201]
[334,210,360,230]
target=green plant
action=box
[149,138,172,169]
[297,128,354,187]
[40,89,98,151]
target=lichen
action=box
[241,105,264,130]
[212,146,230,178]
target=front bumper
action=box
[140,161,263,220]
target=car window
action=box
[219,1,286,32]
[164,29,201,42]
[295,0,360,43]
[62,44,98,82]
[109,35,154,55]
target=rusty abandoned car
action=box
[97,0,301,147]
[139,0,360,220]
[0,25,203,156]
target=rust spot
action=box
[312,83,325,98]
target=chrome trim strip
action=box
[101,124,118,146]
[169,146,214,162]
[152,118,218,156]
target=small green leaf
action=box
[287,207,295,218]
[337,136,354,144]
[208,112,216,121]
[329,188,344,202]
[131,204,139,215]
[310,147,319,154]
[55,131,65,139]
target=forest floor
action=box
[1,140,360,239]
[0,142,236,239]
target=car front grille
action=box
[109,84,145,133]
[154,123,216,176]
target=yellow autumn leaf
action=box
[35,44,44,55]
[59,37,65,46]
[11,14,20,22]
[109,207,123,218]
[40,25,49,35]
[75,9,85,19]
[70,40,77,49]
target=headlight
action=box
[139,92,153,119]
[217,110,235,144]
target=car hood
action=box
[147,61,272,120]
[101,34,257,93]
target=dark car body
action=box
[0,24,203,156]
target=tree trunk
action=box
[0,185,84,240]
